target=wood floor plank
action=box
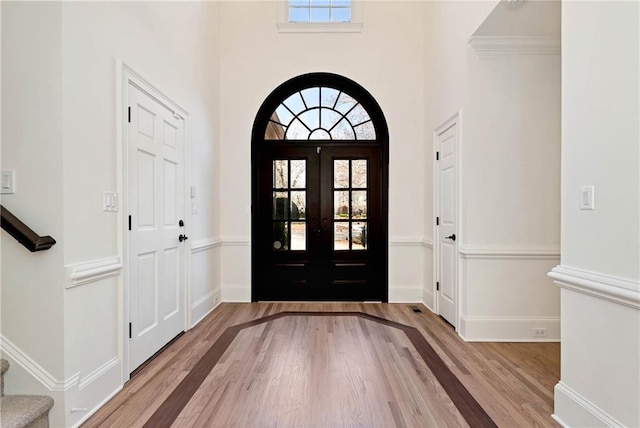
[82,303,560,428]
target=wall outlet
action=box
[213,293,220,306]
[533,328,547,337]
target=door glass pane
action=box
[351,191,367,219]
[352,222,367,250]
[291,222,306,250]
[273,192,289,219]
[273,160,288,188]
[334,222,349,250]
[334,160,349,188]
[290,191,306,219]
[351,159,367,188]
[273,222,289,251]
[290,160,306,188]
[334,191,349,219]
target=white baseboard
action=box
[67,357,122,427]
[70,384,122,428]
[458,314,560,341]
[388,286,423,303]
[191,288,221,327]
[554,381,625,428]
[422,289,435,312]
[222,285,251,302]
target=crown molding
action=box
[469,36,560,59]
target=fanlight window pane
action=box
[267,85,375,141]
[299,109,320,130]
[330,118,355,140]
[334,92,358,115]
[301,87,320,108]
[321,88,340,107]
[346,104,370,126]
[283,92,306,115]
[354,121,376,140]
[286,119,310,140]
[275,104,295,125]
[320,108,341,130]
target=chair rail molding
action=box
[191,238,223,254]
[549,265,640,310]
[468,36,561,59]
[390,237,426,247]
[0,335,79,392]
[459,245,560,260]
[66,257,122,289]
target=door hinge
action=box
[436,216,439,226]
[317,146,321,154]
[128,322,132,339]
[436,151,439,161]
[128,106,131,123]
[128,215,132,231]
[436,282,440,291]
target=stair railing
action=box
[0,205,56,252]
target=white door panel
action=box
[128,83,186,372]
[437,121,458,327]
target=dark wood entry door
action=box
[255,143,385,301]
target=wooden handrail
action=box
[1,205,56,252]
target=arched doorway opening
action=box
[251,73,389,301]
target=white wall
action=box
[2,2,221,426]
[219,1,427,302]
[424,1,561,340]
[1,3,67,424]
[551,2,640,426]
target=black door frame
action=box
[251,72,389,302]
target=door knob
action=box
[179,234,188,242]
[445,234,456,241]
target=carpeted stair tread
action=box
[0,395,54,428]
[1,359,8,397]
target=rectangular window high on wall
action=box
[289,0,351,23]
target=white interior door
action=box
[436,121,458,327]
[128,82,186,372]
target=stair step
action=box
[1,395,54,428]
[1,359,8,397]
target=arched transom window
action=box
[265,87,376,140]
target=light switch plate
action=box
[1,170,15,194]
[191,201,198,214]
[190,185,196,199]
[103,191,118,212]
[580,185,595,210]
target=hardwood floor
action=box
[82,303,560,428]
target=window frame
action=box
[277,0,362,33]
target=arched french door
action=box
[251,73,389,301]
